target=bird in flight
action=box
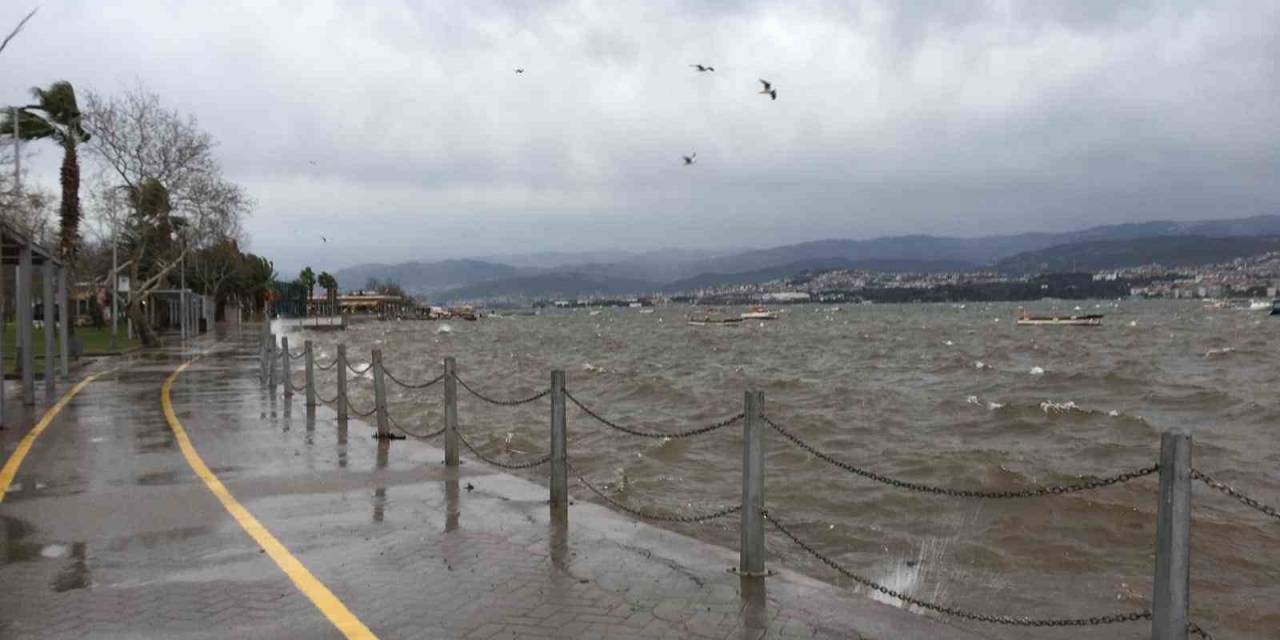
[689,64,714,72]
[514,68,524,74]
[683,153,697,166]
[758,79,777,100]
[308,160,317,165]
[321,235,327,243]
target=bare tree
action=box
[82,86,250,345]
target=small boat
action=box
[1271,300,1280,316]
[638,308,655,314]
[740,306,778,320]
[1016,310,1103,327]
[1249,299,1272,311]
[688,317,743,326]
[688,308,743,326]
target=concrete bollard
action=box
[550,369,567,512]
[739,390,766,576]
[304,340,317,408]
[372,349,389,436]
[281,336,293,400]
[444,356,459,466]
[1151,431,1192,640]
[337,344,349,425]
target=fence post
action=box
[281,336,293,400]
[304,340,317,408]
[550,369,567,512]
[444,356,459,466]
[259,330,268,386]
[267,335,279,395]
[336,344,349,425]
[1151,431,1191,640]
[372,348,389,437]
[739,390,766,576]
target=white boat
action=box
[638,308,655,314]
[1249,299,1271,311]
[740,306,778,320]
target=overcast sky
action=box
[4,1,1279,275]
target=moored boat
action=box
[688,308,743,326]
[1016,310,1103,326]
[1271,300,1280,316]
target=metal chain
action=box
[569,461,742,522]
[762,415,1158,498]
[383,368,446,390]
[347,400,378,418]
[1189,621,1214,639]
[287,377,307,393]
[454,374,550,406]
[565,390,744,439]
[314,357,339,371]
[763,510,1151,627]
[456,432,551,469]
[387,413,447,440]
[288,348,306,359]
[347,362,373,375]
[317,391,339,405]
[1192,469,1280,521]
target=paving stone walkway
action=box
[0,329,987,639]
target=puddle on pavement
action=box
[1,516,92,592]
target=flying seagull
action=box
[321,235,327,243]
[308,160,317,165]
[514,68,524,74]
[689,64,714,72]
[758,79,777,100]
[683,153,696,166]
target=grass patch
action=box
[1,324,140,370]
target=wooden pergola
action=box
[1,218,70,427]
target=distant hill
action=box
[333,259,519,294]
[661,258,977,292]
[436,271,654,302]
[679,214,1280,276]
[331,214,1280,300]
[995,235,1280,274]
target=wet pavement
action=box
[0,327,988,639]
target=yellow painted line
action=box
[0,372,107,503]
[162,359,377,640]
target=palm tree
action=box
[2,81,90,259]
[242,255,276,320]
[317,271,337,316]
[299,266,316,317]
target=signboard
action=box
[117,276,130,293]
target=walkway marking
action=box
[0,372,106,503]
[162,359,378,640]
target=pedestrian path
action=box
[0,329,986,639]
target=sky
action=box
[3,1,1279,275]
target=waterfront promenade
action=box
[0,328,986,639]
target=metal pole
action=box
[372,349,389,436]
[267,334,279,395]
[111,221,118,349]
[304,340,316,408]
[739,390,766,576]
[42,257,54,401]
[17,240,32,405]
[281,336,293,401]
[549,369,567,511]
[1151,431,1192,640]
[179,245,186,340]
[0,225,5,425]
[444,356,458,466]
[336,344,348,425]
[57,266,68,380]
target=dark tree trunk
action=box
[58,138,81,260]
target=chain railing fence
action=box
[257,329,1276,640]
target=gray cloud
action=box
[4,0,1278,275]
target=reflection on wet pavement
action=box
[0,328,989,640]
